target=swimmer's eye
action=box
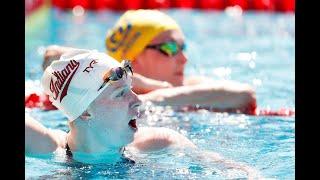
[145,41,186,57]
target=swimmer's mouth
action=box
[128,119,137,131]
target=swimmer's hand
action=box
[43,45,79,70]
[132,73,173,94]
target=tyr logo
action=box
[83,59,98,73]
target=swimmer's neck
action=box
[71,149,123,164]
[66,130,123,163]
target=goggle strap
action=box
[98,77,110,91]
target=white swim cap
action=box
[41,49,120,121]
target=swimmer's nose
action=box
[176,51,188,65]
[129,91,142,110]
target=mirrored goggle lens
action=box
[160,42,185,56]
[98,61,133,91]
[115,67,124,79]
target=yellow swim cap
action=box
[105,9,182,62]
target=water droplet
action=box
[249,61,256,69]
[252,78,262,86]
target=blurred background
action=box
[25,0,294,179]
[25,0,295,110]
[26,0,295,14]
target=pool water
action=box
[25,8,295,179]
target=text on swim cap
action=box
[107,23,141,57]
[83,59,98,73]
[50,60,80,102]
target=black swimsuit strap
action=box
[65,131,73,158]
[65,142,73,157]
[65,145,134,164]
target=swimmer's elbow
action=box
[236,83,256,103]
[244,86,256,103]
[43,45,74,70]
[44,45,60,60]
[43,46,62,70]
[239,85,257,115]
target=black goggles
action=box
[145,41,186,57]
[98,60,133,91]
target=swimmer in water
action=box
[43,9,257,114]
[26,49,262,178]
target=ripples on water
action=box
[26,8,294,179]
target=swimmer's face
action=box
[133,30,188,86]
[86,76,141,149]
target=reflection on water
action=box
[25,9,294,179]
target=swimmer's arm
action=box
[139,81,257,114]
[132,73,173,94]
[129,127,262,179]
[25,115,66,154]
[127,127,196,151]
[190,150,263,180]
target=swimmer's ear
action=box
[131,58,140,66]
[79,110,91,121]
[131,58,143,72]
